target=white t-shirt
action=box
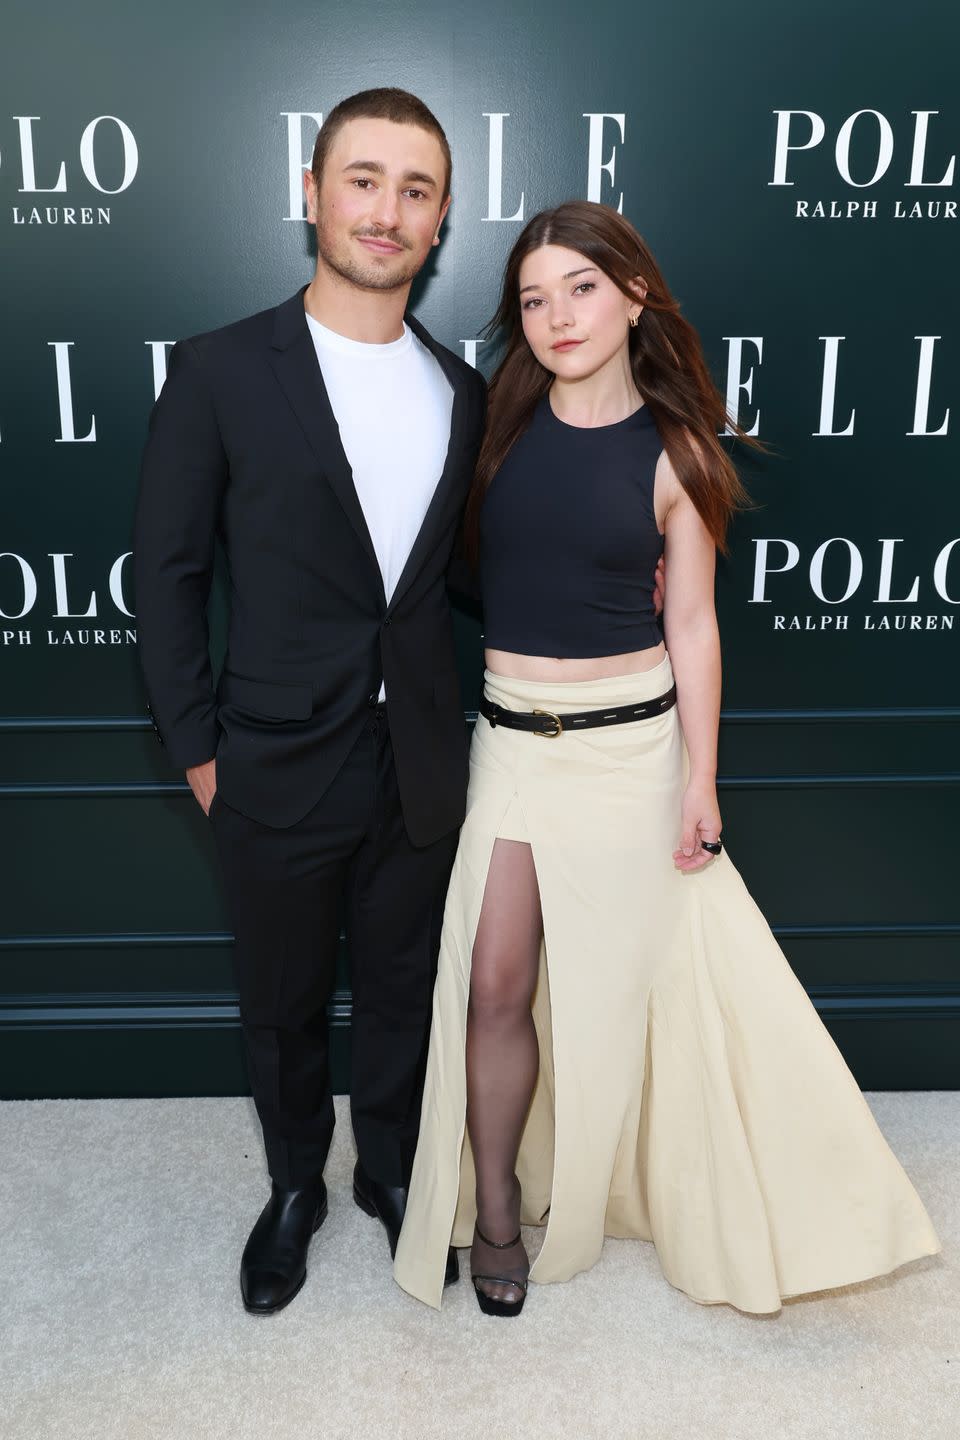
[305,313,454,604]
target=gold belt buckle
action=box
[532,708,563,738]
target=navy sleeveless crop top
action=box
[480,394,665,658]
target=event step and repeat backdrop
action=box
[1,0,957,1095]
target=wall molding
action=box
[0,717,154,732]
[2,705,959,735]
[4,707,957,796]
[719,773,960,789]
[2,782,188,797]
[2,921,958,951]
[2,984,958,1030]
[716,707,960,724]
[4,772,960,798]
[0,990,353,1028]
[0,931,235,949]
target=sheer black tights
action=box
[466,838,543,1304]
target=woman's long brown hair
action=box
[464,200,759,564]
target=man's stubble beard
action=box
[315,218,424,294]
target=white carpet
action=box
[1,1092,955,1440]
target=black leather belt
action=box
[479,683,677,738]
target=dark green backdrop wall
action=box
[1,0,957,1096]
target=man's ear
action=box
[433,193,453,246]
[303,168,318,225]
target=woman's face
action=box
[517,244,639,381]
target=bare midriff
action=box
[484,639,666,683]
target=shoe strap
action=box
[475,1223,522,1250]
[472,1274,529,1294]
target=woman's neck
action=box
[548,349,642,428]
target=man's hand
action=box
[653,555,665,618]
[186,758,217,816]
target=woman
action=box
[394,201,940,1317]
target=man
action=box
[134,89,483,1314]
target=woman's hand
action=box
[673,780,722,872]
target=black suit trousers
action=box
[209,705,458,1190]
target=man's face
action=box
[305,117,451,292]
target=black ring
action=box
[700,838,723,855]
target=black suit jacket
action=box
[133,287,486,843]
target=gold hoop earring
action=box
[629,312,640,328]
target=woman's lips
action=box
[551,339,584,351]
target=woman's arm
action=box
[657,450,723,872]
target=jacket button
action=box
[367,694,379,708]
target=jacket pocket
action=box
[219,671,314,720]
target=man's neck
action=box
[303,265,410,345]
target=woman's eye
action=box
[522,297,544,310]
[574,282,596,295]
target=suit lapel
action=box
[386,313,472,614]
[267,288,384,599]
[267,290,473,615]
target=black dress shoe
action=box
[353,1160,459,1287]
[240,1179,328,1315]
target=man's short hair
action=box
[311,88,452,200]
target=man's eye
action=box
[353,178,373,190]
[406,189,426,201]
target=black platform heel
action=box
[471,1223,529,1317]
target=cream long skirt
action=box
[393,655,941,1314]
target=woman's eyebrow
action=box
[519,267,597,295]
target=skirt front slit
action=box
[393,655,941,1314]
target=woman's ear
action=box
[628,275,648,324]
